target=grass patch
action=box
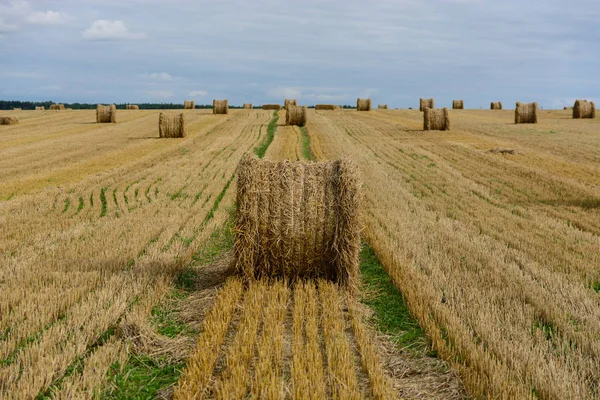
[253,111,278,158]
[62,198,71,213]
[100,187,107,217]
[74,196,84,216]
[360,243,429,352]
[299,126,314,161]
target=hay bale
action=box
[423,107,450,131]
[243,103,253,109]
[286,105,307,127]
[35,106,45,111]
[452,100,464,109]
[49,104,64,111]
[515,102,538,124]
[0,117,18,125]
[315,104,337,110]
[573,100,596,119]
[234,155,361,290]
[65,108,73,111]
[96,104,117,123]
[213,99,229,115]
[183,100,195,109]
[357,98,371,111]
[284,99,297,110]
[419,98,434,111]
[13,108,21,111]
[262,104,282,110]
[491,102,502,110]
[377,104,388,110]
[159,113,186,138]
[126,104,140,110]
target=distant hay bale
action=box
[315,104,337,110]
[126,104,140,110]
[514,102,538,124]
[0,117,19,125]
[49,104,65,111]
[243,103,252,109]
[35,106,45,111]
[159,113,186,138]
[286,105,307,127]
[452,100,464,109]
[65,108,73,111]
[213,99,229,114]
[573,100,596,119]
[96,104,117,123]
[491,102,502,110]
[284,99,297,110]
[234,155,361,290]
[377,104,388,109]
[13,108,22,111]
[262,104,282,110]
[357,98,371,111]
[419,98,434,112]
[183,100,195,110]
[423,107,450,131]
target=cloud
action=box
[0,17,18,33]
[145,90,174,99]
[141,72,173,81]
[267,87,302,99]
[82,20,145,40]
[26,10,68,25]
[189,90,208,97]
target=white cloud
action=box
[141,72,173,81]
[267,87,302,99]
[189,90,208,97]
[82,20,145,40]
[145,90,174,99]
[26,10,68,25]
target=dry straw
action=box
[262,104,282,110]
[315,104,337,110]
[377,104,388,109]
[357,98,371,111]
[49,104,65,111]
[213,99,229,114]
[0,117,19,125]
[243,103,253,109]
[183,100,195,109]
[284,99,297,110]
[573,100,596,119]
[286,105,307,127]
[491,102,502,110]
[452,100,464,109]
[234,155,361,291]
[35,106,45,111]
[424,107,450,131]
[126,104,140,110]
[514,102,538,124]
[159,113,186,138]
[96,104,117,123]
[419,98,434,111]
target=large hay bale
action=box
[213,99,229,114]
[315,104,337,110]
[284,99,297,110]
[515,102,538,124]
[377,104,388,110]
[424,107,450,131]
[49,104,65,111]
[573,100,596,119]
[0,117,18,125]
[357,98,371,111]
[452,100,464,109]
[286,105,307,127]
[35,106,45,111]
[419,98,434,111]
[126,104,140,110]
[159,113,186,138]
[243,103,253,109]
[183,100,195,109]
[491,102,502,110]
[234,155,361,290]
[96,104,117,123]
[262,104,282,110]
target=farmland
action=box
[1,107,599,399]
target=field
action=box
[0,107,599,399]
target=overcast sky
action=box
[1,0,598,108]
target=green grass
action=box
[100,187,107,217]
[253,111,278,158]
[299,126,314,161]
[62,198,71,213]
[359,243,429,352]
[74,196,84,216]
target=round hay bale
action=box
[284,99,297,110]
[49,104,65,111]
[515,102,538,124]
[183,100,195,109]
[315,104,337,110]
[452,100,464,109]
[234,155,361,291]
[213,99,229,115]
[262,104,282,110]
[286,105,307,127]
[419,98,434,112]
[0,116,19,125]
[243,103,253,109]
[491,102,502,110]
[573,100,596,119]
[377,104,388,110]
[357,98,371,111]
[96,104,117,123]
[13,108,22,111]
[126,104,140,110]
[159,113,186,138]
[35,106,45,111]
[424,107,450,131]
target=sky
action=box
[0,0,599,108]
